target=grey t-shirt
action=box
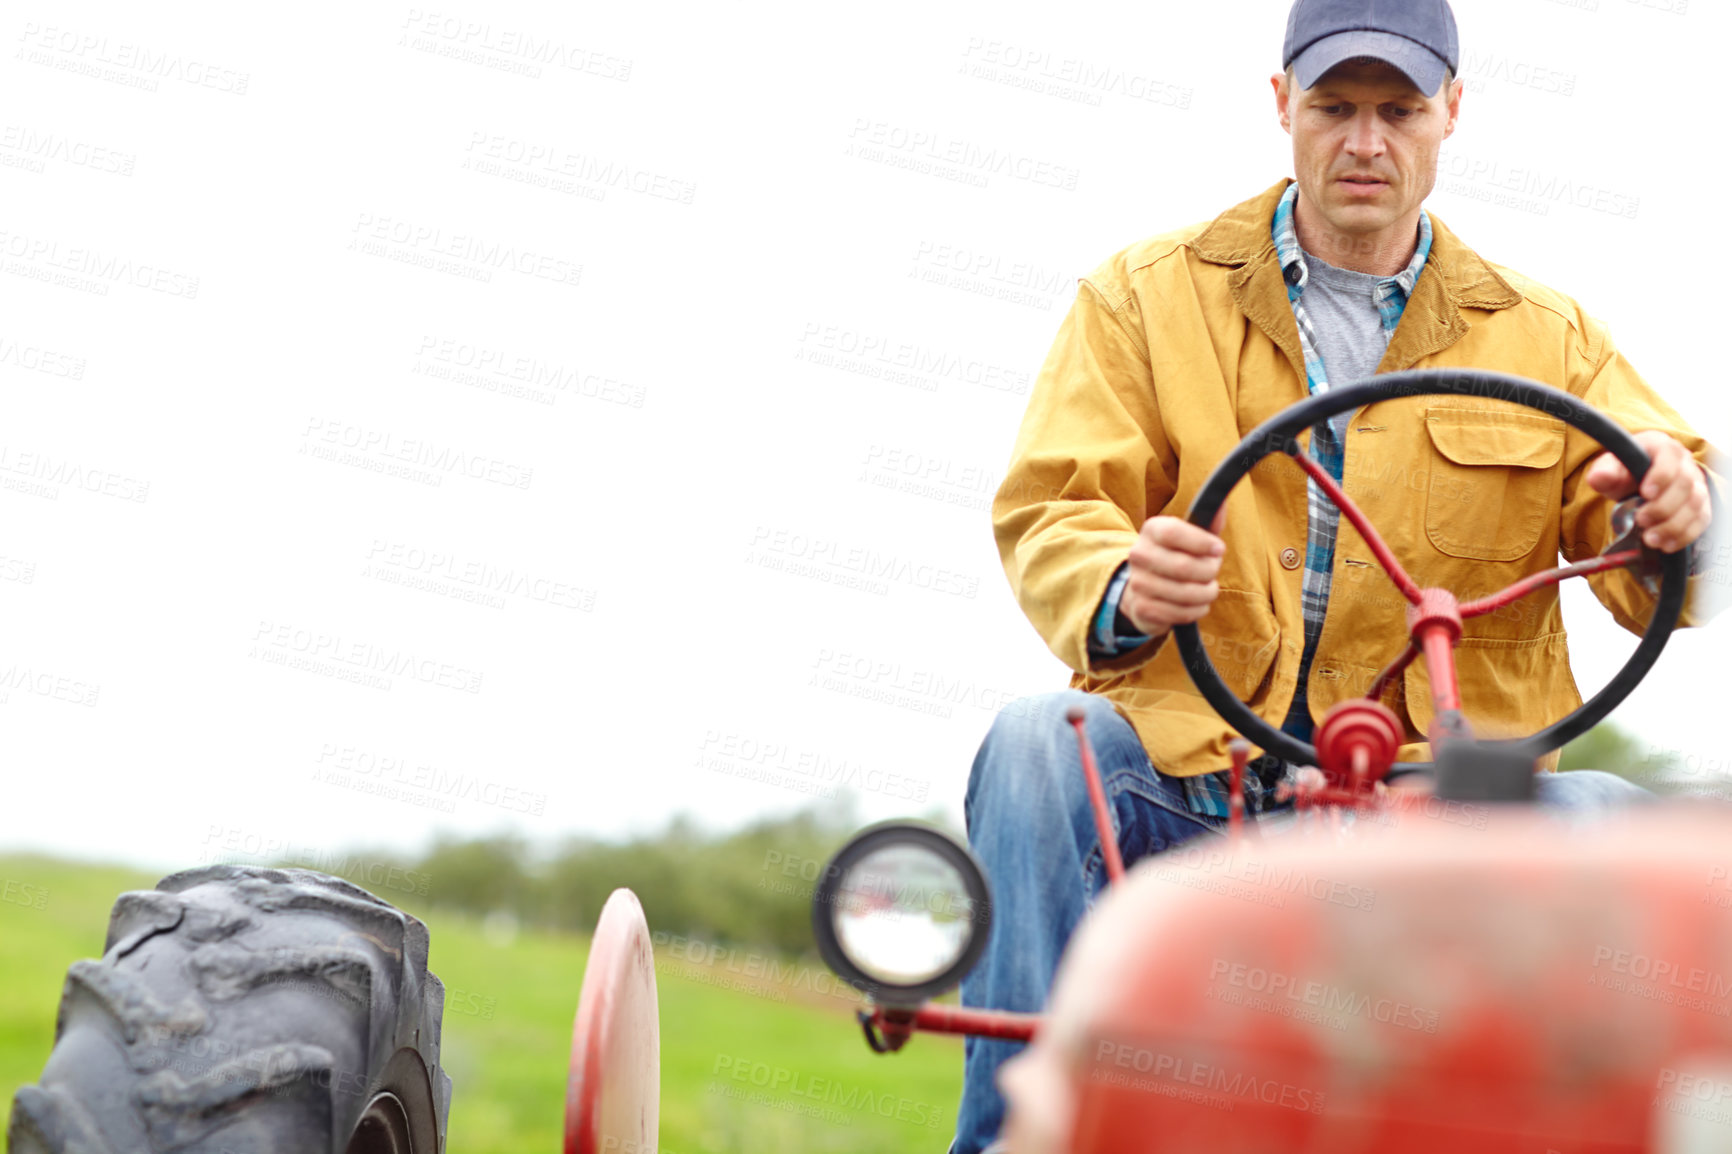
[1300,251,1393,431]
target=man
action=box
[953,0,1718,1149]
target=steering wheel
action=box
[1171,368,1689,776]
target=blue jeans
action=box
[948,689,1650,1154]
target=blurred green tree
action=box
[1557,721,1671,783]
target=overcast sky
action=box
[3,0,1723,873]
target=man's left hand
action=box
[1584,430,1712,553]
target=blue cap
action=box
[1283,0,1460,96]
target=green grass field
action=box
[0,856,963,1152]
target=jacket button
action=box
[1279,547,1301,570]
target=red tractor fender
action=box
[566,888,660,1154]
[1004,806,1732,1153]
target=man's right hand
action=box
[1120,514,1226,640]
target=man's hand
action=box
[1584,430,1712,553]
[1121,513,1226,640]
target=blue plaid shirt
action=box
[1093,184,1433,818]
[1272,183,1432,748]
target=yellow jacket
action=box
[993,179,1717,775]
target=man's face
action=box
[1272,58,1462,251]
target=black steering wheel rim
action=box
[1171,367,1688,773]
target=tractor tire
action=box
[6,865,452,1154]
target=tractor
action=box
[10,370,1724,1154]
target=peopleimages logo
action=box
[302,418,533,490]
[1591,947,1732,998]
[1090,1040,1325,1114]
[15,22,250,94]
[1,879,49,911]
[746,525,979,599]
[796,322,1031,395]
[1157,844,1378,912]
[1208,960,1439,1033]
[250,621,484,695]
[697,731,930,804]
[0,228,198,297]
[957,39,1194,110]
[845,119,1081,191]
[710,1055,946,1128]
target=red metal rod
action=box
[1281,779,1434,809]
[1282,781,1398,812]
[1228,739,1250,844]
[1285,449,1423,604]
[1457,550,1642,618]
[879,1004,1042,1043]
[1366,643,1418,703]
[1418,622,1462,722]
[1068,708,1125,884]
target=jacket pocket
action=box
[1192,589,1282,702]
[1424,408,1565,562]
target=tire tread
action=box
[8,867,450,1154]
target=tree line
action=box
[271,724,1679,958]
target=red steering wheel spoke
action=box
[1284,445,1422,605]
[1278,443,1661,761]
[1457,549,1644,619]
[1283,445,1468,744]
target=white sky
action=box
[2,0,1724,872]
